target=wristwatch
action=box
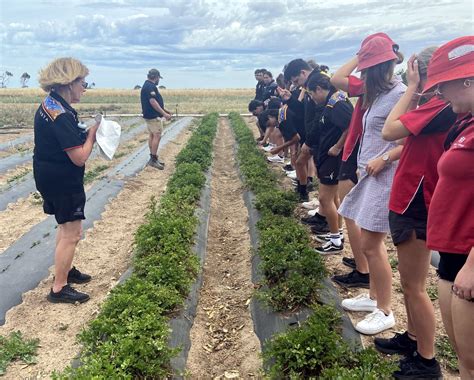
[382,152,390,164]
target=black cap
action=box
[148,68,163,79]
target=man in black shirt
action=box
[140,68,172,170]
[254,69,265,101]
[262,71,278,102]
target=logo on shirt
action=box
[150,91,156,96]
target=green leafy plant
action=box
[84,164,110,184]
[55,113,218,378]
[0,331,39,376]
[436,335,458,372]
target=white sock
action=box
[330,233,341,246]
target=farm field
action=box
[0,88,254,129]
[0,93,461,379]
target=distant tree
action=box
[0,71,13,88]
[20,72,31,88]
[158,85,166,90]
[133,85,141,90]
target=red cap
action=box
[361,32,398,51]
[357,36,399,71]
[423,36,474,92]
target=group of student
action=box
[249,34,473,380]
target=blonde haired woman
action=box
[34,57,100,303]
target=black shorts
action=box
[42,191,86,225]
[389,186,428,246]
[317,156,341,186]
[438,252,468,283]
[338,142,359,185]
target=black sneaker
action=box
[394,352,442,380]
[282,164,294,172]
[315,241,343,255]
[306,182,315,192]
[301,213,326,225]
[310,223,330,235]
[315,232,345,244]
[47,284,90,304]
[342,257,356,269]
[374,331,418,355]
[332,270,370,289]
[148,159,165,170]
[67,266,92,284]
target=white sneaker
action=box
[341,293,377,312]
[263,144,275,152]
[286,170,297,179]
[355,308,395,335]
[307,207,320,216]
[302,199,319,210]
[267,155,284,163]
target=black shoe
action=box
[310,223,330,235]
[148,159,165,170]
[374,331,418,356]
[67,266,92,284]
[342,257,356,269]
[301,213,326,225]
[297,184,309,202]
[394,352,442,380]
[282,164,294,172]
[332,270,370,289]
[306,182,315,192]
[314,241,343,255]
[47,284,90,304]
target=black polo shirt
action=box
[278,105,298,142]
[255,81,265,101]
[140,80,164,119]
[262,80,278,101]
[317,90,353,162]
[33,92,87,196]
[285,88,306,143]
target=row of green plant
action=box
[0,331,39,376]
[55,113,218,379]
[228,113,397,379]
[228,112,326,311]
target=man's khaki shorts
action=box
[144,118,164,134]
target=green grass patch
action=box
[0,331,39,376]
[83,164,110,184]
[54,113,218,378]
[436,335,458,372]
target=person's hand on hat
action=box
[94,113,103,125]
[406,55,421,91]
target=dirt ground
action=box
[186,118,262,379]
[0,126,192,379]
[244,117,460,380]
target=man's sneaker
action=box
[156,157,165,166]
[147,158,164,170]
[282,164,294,172]
[341,293,377,312]
[315,241,343,255]
[315,232,345,244]
[267,155,284,163]
[286,170,297,179]
[47,284,90,304]
[67,266,92,284]
[394,352,442,380]
[342,257,356,269]
[355,308,395,335]
[332,270,370,289]
[302,199,319,210]
[374,331,418,355]
[263,144,275,152]
[310,223,330,235]
[301,213,326,225]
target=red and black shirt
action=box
[33,91,87,196]
[427,114,474,254]
[389,97,457,214]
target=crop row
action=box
[54,113,218,378]
[228,113,396,378]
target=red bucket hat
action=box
[361,32,399,51]
[357,36,399,72]
[423,36,474,92]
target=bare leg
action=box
[318,184,339,234]
[149,132,162,156]
[361,229,392,313]
[52,220,82,293]
[295,147,311,186]
[397,234,435,358]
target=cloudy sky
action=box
[0,0,471,89]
